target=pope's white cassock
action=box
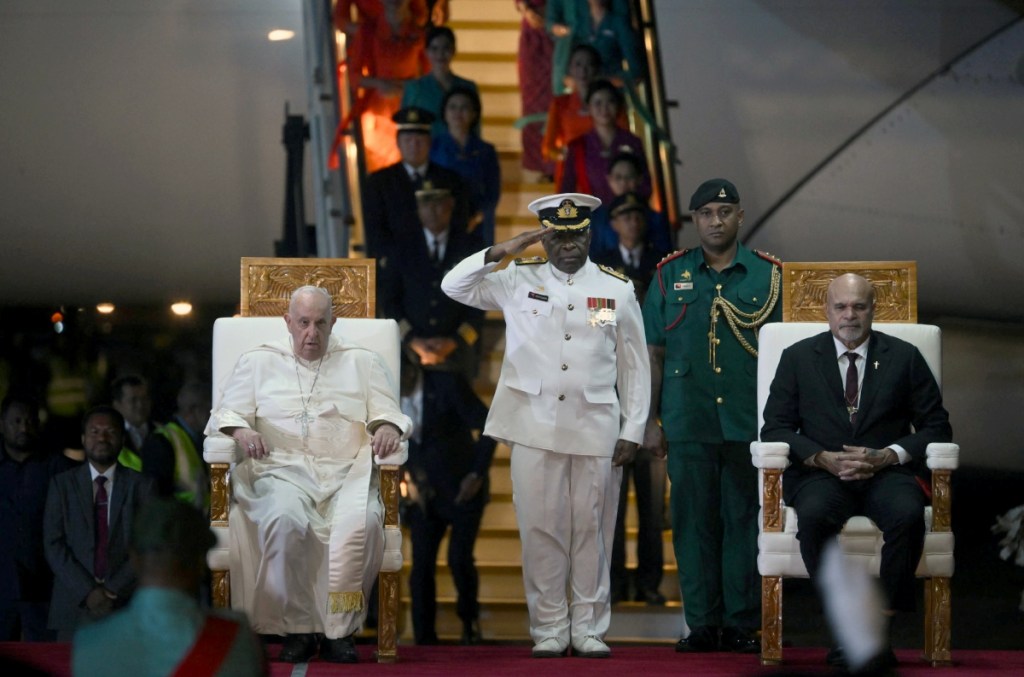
[206,335,411,639]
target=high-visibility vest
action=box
[156,420,208,510]
[117,447,142,472]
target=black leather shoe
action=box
[460,620,482,645]
[674,626,720,653]
[320,634,358,663]
[278,633,318,663]
[720,627,760,654]
[635,588,667,606]
[825,645,847,668]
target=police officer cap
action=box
[414,179,451,201]
[689,178,740,211]
[609,191,647,218]
[392,107,434,133]
[528,193,601,231]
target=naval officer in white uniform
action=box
[441,193,650,659]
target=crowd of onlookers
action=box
[339,1,670,273]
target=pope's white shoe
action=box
[573,635,611,658]
[531,637,569,658]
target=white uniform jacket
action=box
[442,248,650,456]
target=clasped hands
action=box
[810,445,898,481]
[408,337,458,366]
[232,422,402,460]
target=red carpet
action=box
[3,643,1023,676]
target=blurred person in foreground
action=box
[73,499,265,677]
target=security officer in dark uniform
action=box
[377,181,484,380]
[400,356,495,645]
[641,179,782,653]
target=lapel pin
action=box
[874,361,879,369]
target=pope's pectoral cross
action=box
[295,408,315,440]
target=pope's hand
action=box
[232,429,267,459]
[372,423,402,458]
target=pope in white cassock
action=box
[205,286,411,664]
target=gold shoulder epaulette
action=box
[754,249,782,267]
[656,249,690,269]
[598,264,630,282]
[514,256,547,265]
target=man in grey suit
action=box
[44,405,155,638]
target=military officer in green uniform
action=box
[641,179,781,654]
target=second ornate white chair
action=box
[750,322,959,666]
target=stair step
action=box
[452,27,519,54]
[449,0,521,23]
[451,60,516,87]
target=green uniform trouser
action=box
[668,441,760,630]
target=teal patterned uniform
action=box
[642,243,781,631]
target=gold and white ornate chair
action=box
[751,262,959,666]
[204,257,405,663]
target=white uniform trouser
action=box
[510,444,621,645]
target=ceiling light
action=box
[96,303,115,314]
[268,29,295,42]
[171,302,193,316]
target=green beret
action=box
[689,178,740,211]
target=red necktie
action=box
[94,476,109,579]
[844,352,859,425]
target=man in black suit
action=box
[760,273,952,665]
[361,107,469,259]
[591,192,668,605]
[377,182,484,380]
[43,406,155,639]
[399,356,495,645]
[111,374,162,470]
[0,393,79,641]
[590,191,668,305]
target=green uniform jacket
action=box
[643,244,782,444]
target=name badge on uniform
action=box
[587,297,616,327]
[528,291,549,302]
[673,282,693,290]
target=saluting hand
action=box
[484,227,551,264]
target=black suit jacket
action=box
[760,330,952,501]
[361,161,470,259]
[405,370,496,511]
[590,242,667,301]
[43,463,155,630]
[378,226,484,377]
